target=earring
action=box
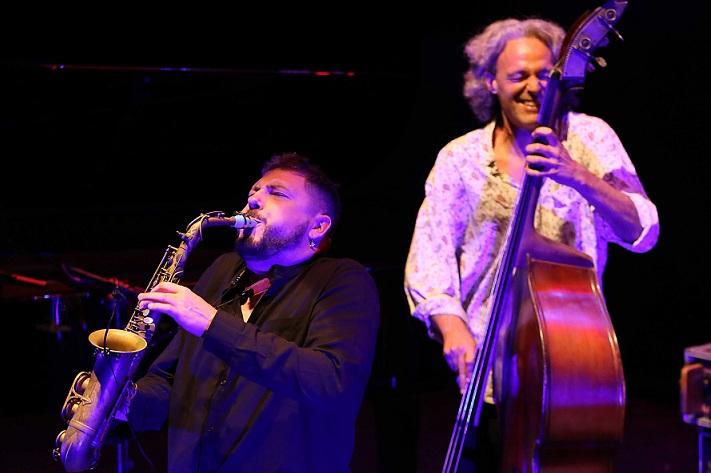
[309,238,317,250]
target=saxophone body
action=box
[53,212,257,472]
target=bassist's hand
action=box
[432,314,477,394]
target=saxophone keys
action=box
[53,431,66,461]
[73,372,91,394]
[61,398,82,422]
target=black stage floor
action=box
[0,389,697,473]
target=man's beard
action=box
[236,219,310,260]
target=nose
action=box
[247,191,262,210]
[527,77,540,93]
[526,76,547,95]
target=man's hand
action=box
[431,314,477,393]
[524,126,589,188]
[525,126,643,242]
[138,282,218,337]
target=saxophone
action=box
[53,211,259,472]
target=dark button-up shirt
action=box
[128,253,380,473]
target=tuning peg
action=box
[598,14,624,42]
[586,56,607,72]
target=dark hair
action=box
[261,152,342,229]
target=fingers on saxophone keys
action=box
[137,296,149,311]
[138,292,162,310]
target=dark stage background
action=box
[1,2,708,472]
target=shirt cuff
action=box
[412,294,467,341]
[202,309,247,358]
[624,192,659,250]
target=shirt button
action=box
[219,377,227,385]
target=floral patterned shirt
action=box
[404,113,659,343]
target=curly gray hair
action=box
[463,18,565,123]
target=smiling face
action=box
[489,36,554,132]
[236,168,320,261]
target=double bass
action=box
[442,2,629,472]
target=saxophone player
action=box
[125,153,380,473]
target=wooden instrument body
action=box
[500,231,625,473]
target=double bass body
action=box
[500,233,625,473]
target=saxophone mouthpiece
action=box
[232,213,261,229]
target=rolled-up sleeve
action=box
[405,146,471,336]
[588,115,659,253]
